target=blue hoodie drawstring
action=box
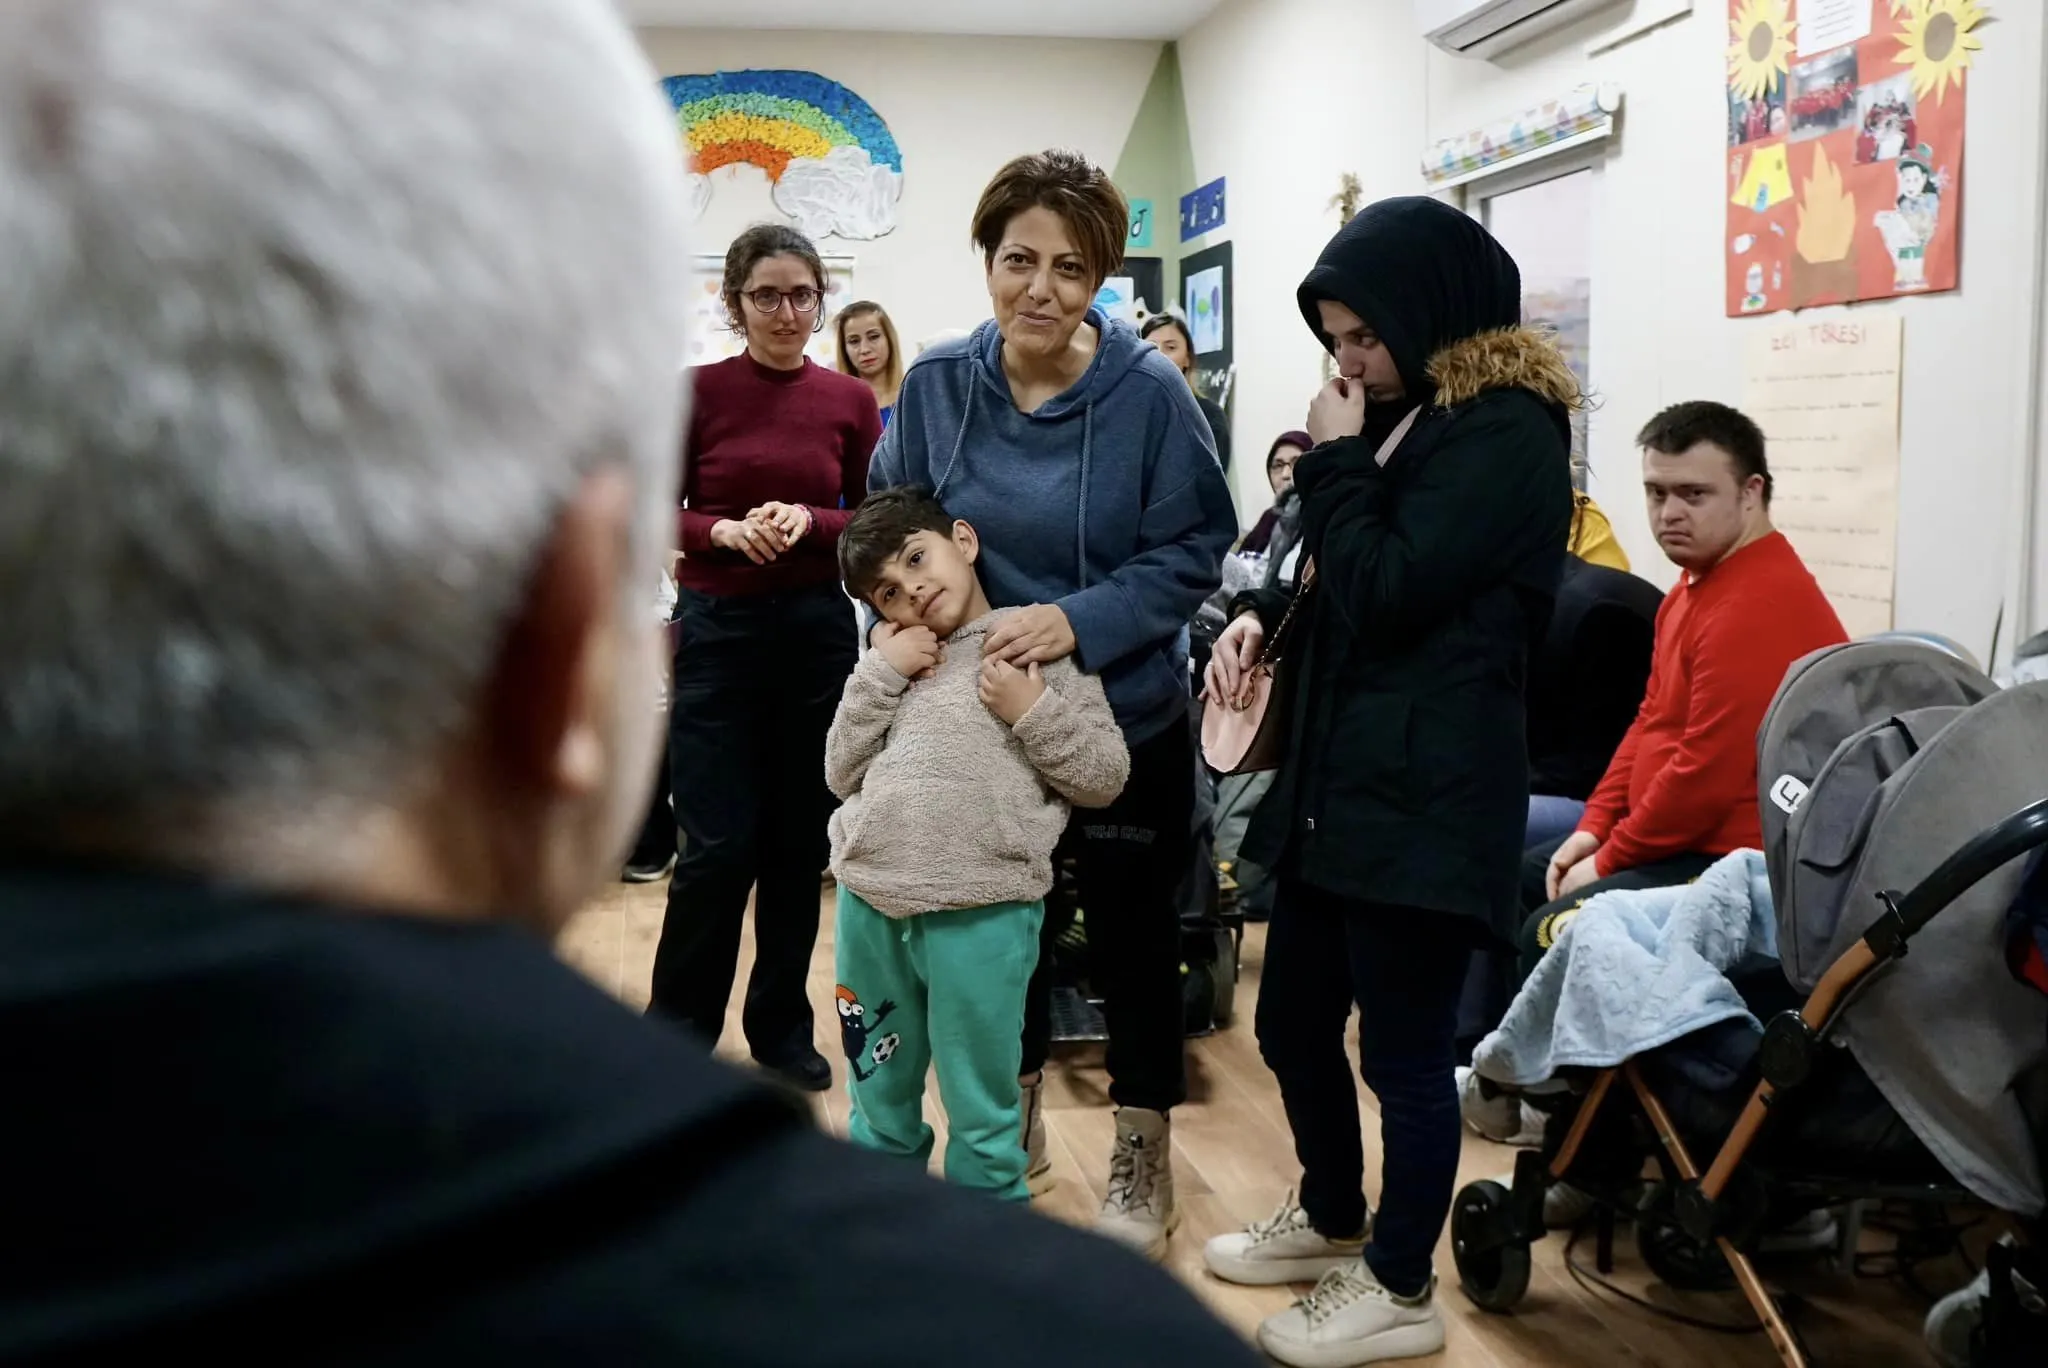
[1076,402,1093,589]
[935,337,1092,591]
[933,384,976,501]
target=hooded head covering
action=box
[1297,196,1522,403]
[1267,429,1312,474]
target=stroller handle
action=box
[1887,795,2048,940]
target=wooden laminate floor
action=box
[561,879,1961,1366]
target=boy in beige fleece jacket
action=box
[828,486,1129,1200]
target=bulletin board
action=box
[1724,1,1985,317]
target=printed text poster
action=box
[1741,314,1904,637]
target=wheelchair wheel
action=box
[1452,1180,1532,1312]
[1635,1209,1735,1291]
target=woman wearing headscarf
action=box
[1201,198,1578,1365]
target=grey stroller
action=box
[1451,639,2048,1367]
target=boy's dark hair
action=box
[1636,400,1773,504]
[839,485,956,599]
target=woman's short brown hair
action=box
[721,222,826,335]
[970,150,1127,290]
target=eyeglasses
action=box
[743,286,822,315]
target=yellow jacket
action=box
[1569,494,1629,572]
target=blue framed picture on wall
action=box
[1179,178,1225,243]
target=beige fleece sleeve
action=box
[1010,662,1130,810]
[824,649,911,801]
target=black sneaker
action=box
[757,1046,833,1093]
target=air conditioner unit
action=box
[1416,0,1626,59]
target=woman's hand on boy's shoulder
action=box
[982,603,1076,667]
[875,622,943,681]
[979,656,1047,727]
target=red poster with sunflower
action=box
[1725,1,1985,317]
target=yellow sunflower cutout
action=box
[1729,0,1796,102]
[1896,0,1987,104]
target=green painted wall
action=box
[1111,43,1196,320]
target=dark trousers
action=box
[626,728,676,870]
[1516,837,1720,982]
[1256,881,1473,1299]
[649,582,857,1061]
[1019,719,1193,1114]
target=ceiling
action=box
[620,0,1226,40]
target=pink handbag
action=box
[1200,561,1315,775]
[1199,407,1421,776]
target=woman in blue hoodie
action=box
[868,150,1237,1259]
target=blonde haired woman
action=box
[835,300,902,429]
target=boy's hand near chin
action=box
[875,622,942,681]
[979,657,1046,726]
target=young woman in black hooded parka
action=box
[1201,197,1580,1365]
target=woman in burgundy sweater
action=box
[652,225,881,1091]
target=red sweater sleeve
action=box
[1595,597,1765,873]
[1576,718,1641,842]
[676,384,718,555]
[679,509,719,555]
[806,390,880,544]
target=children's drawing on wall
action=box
[1185,267,1226,356]
[1095,278,1141,327]
[1791,145,1859,307]
[1872,145,1945,290]
[1723,0,1983,317]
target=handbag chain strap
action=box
[1251,406,1419,673]
[1255,559,1316,671]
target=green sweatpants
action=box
[832,885,1045,1201]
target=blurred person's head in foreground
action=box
[0,0,694,935]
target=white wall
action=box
[1178,1,2047,663]
[636,28,1160,357]
[1425,3,2046,661]
[1178,0,1429,525]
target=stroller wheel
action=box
[1452,1180,1532,1312]
[1635,1208,1735,1291]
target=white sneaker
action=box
[1925,1236,2008,1368]
[1094,1107,1179,1260]
[1205,1190,1369,1286]
[1457,1066,1544,1147]
[1258,1264,1445,1367]
[1020,1076,1054,1197]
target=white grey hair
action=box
[0,0,692,833]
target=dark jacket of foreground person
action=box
[0,866,1262,1366]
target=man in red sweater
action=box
[1527,400,1846,957]
[1461,400,1846,1156]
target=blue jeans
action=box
[1257,881,1473,1298]
[1524,794,1587,850]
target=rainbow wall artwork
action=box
[662,69,904,241]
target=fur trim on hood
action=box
[1427,326,1586,412]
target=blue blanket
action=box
[1473,850,1779,1087]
